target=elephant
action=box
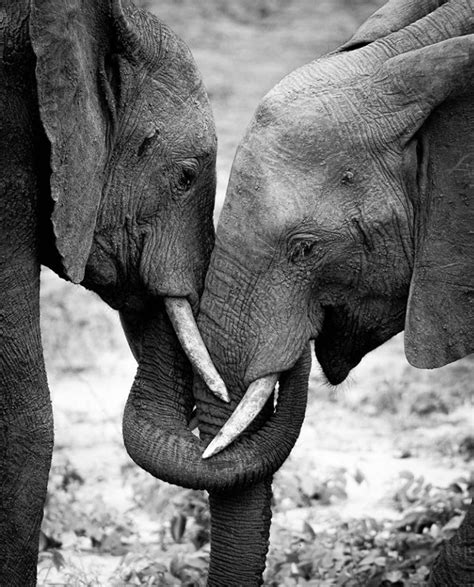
[0,0,229,584]
[151,0,473,585]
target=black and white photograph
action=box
[1,0,473,585]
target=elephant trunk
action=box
[184,248,313,585]
[121,307,194,482]
[207,480,273,587]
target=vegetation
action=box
[38,449,472,585]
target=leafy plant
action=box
[41,458,135,556]
[266,471,472,586]
[127,466,211,549]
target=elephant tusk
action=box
[164,297,230,403]
[202,373,279,459]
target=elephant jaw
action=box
[315,348,355,386]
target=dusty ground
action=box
[36,1,472,585]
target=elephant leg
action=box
[0,225,53,585]
[0,404,53,586]
[1,39,53,582]
[429,503,474,586]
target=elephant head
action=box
[184,0,474,583]
[203,0,474,454]
[31,0,216,302]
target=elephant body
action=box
[0,1,220,584]
[184,0,474,584]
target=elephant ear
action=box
[29,0,130,283]
[339,0,447,50]
[373,29,474,367]
[405,92,474,368]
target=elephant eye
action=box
[176,160,199,193]
[288,239,317,264]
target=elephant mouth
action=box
[313,302,407,386]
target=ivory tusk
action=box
[164,297,230,403]
[202,373,279,459]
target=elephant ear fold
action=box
[339,0,446,50]
[30,0,112,283]
[404,93,474,368]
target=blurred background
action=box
[38,1,473,585]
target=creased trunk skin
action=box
[207,479,273,587]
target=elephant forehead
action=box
[255,100,331,157]
[126,75,216,160]
[243,89,375,184]
[254,58,373,147]
[218,156,345,256]
[222,116,354,213]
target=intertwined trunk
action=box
[122,307,310,493]
[122,295,311,585]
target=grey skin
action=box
[180,0,474,585]
[0,0,222,584]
